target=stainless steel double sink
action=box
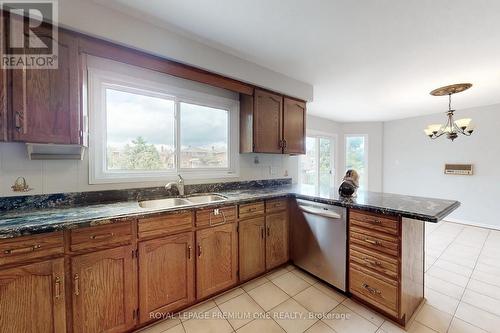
[138,194,227,209]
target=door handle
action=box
[74,274,80,296]
[54,276,61,300]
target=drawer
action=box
[239,201,265,219]
[350,211,399,236]
[266,198,287,213]
[138,211,193,239]
[0,232,64,266]
[350,227,399,257]
[70,222,132,252]
[196,205,237,228]
[350,263,399,317]
[350,245,398,279]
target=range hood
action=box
[26,143,86,160]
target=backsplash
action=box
[0,142,298,197]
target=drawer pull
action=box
[364,238,382,246]
[248,207,257,212]
[362,283,381,295]
[54,276,61,299]
[90,232,114,240]
[74,274,80,296]
[266,226,271,237]
[371,219,382,224]
[3,244,41,255]
[187,245,192,260]
[197,244,202,257]
[363,257,382,266]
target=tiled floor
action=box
[137,221,500,333]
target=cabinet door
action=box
[0,258,66,333]
[138,232,195,323]
[239,217,266,281]
[11,26,80,144]
[283,97,306,154]
[253,89,283,153]
[71,246,137,333]
[196,223,238,299]
[266,211,289,270]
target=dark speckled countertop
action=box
[0,184,460,239]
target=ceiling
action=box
[93,0,500,122]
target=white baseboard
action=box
[444,217,500,231]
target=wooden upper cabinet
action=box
[253,89,283,153]
[266,211,289,270]
[239,217,266,281]
[283,98,306,154]
[0,258,66,333]
[138,232,195,323]
[10,26,80,144]
[196,223,238,299]
[71,246,137,333]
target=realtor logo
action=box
[0,0,58,69]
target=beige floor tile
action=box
[477,254,500,269]
[247,281,290,311]
[448,317,488,333]
[179,300,217,322]
[322,304,378,333]
[266,267,290,280]
[214,287,245,305]
[138,317,182,332]
[462,289,500,317]
[467,279,500,301]
[293,285,340,314]
[426,266,470,287]
[439,254,477,269]
[425,275,465,299]
[218,293,265,330]
[272,271,311,296]
[379,320,437,333]
[341,298,384,326]
[270,298,318,333]
[424,287,460,315]
[475,262,500,276]
[162,325,185,333]
[241,276,269,292]
[291,269,319,285]
[236,318,285,333]
[183,307,233,333]
[304,320,336,333]
[313,282,347,303]
[432,259,473,277]
[471,270,500,287]
[284,264,297,271]
[414,304,452,333]
[455,302,500,333]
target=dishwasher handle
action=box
[298,205,342,219]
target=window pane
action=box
[106,88,175,171]
[180,102,228,168]
[300,137,317,192]
[319,137,332,195]
[345,136,367,190]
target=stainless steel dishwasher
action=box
[291,199,347,291]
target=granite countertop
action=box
[0,185,460,239]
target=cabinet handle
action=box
[90,232,114,240]
[362,283,381,295]
[3,244,41,255]
[15,111,23,132]
[283,139,287,149]
[371,219,382,224]
[266,226,271,237]
[74,274,80,296]
[364,238,381,246]
[248,207,257,212]
[54,276,61,300]
[197,244,202,257]
[363,257,382,266]
[187,246,192,260]
[261,227,265,239]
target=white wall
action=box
[305,115,384,192]
[383,104,500,229]
[58,0,313,102]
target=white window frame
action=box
[87,57,239,184]
[299,131,337,194]
[344,134,369,190]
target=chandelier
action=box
[424,83,475,141]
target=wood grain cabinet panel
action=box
[10,26,80,144]
[138,232,195,323]
[253,89,283,153]
[0,232,63,267]
[70,222,132,252]
[239,217,266,281]
[265,211,289,270]
[71,246,137,333]
[0,258,66,333]
[283,98,306,154]
[196,223,238,299]
[238,201,265,219]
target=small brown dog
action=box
[338,169,360,197]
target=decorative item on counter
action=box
[338,169,359,197]
[11,177,33,192]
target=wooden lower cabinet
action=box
[0,258,66,333]
[138,231,195,323]
[239,217,266,281]
[266,211,289,270]
[196,223,238,299]
[71,245,137,333]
